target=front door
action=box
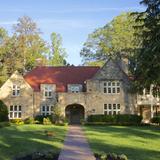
[65,105,84,124]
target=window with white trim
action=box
[12,85,20,96]
[104,104,120,115]
[68,84,82,93]
[44,85,52,98]
[103,81,120,94]
[9,105,22,119]
[41,105,53,116]
[70,86,80,93]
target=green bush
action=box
[87,114,142,125]
[0,122,10,128]
[43,117,52,125]
[24,117,35,124]
[0,100,9,122]
[35,115,53,124]
[10,119,24,125]
[116,114,142,125]
[151,116,160,125]
[95,152,128,160]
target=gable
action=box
[92,59,128,81]
[0,71,33,100]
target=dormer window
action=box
[44,85,52,98]
[12,85,20,96]
[103,81,120,94]
[68,84,82,93]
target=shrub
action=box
[10,119,24,125]
[24,117,35,124]
[116,114,142,125]
[52,104,64,124]
[95,152,128,160]
[43,118,52,125]
[0,122,10,128]
[0,100,9,122]
[151,116,160,125]
[87,114,142,125]
[35,115,53,124]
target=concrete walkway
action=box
[58,125,96,160]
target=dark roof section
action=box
[24,66,100,92]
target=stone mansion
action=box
[0,58,159,124]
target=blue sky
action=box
[0,0,145,65]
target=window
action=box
[71,86,80,93]
[9,105,22,119]
[41,105,53,116]
[103,104,120,115]
[44,85,52,98]
[12,85,20,96]
[103,81,120,94]
[68,84,82,93]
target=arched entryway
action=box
[65,104,85,124]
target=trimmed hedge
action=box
[87,114,142,125]
[0,100,9,122]
[151,116,160,125]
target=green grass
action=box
[0,124,68,160]
[84,125,160,160]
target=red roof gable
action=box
[24,66,100,92]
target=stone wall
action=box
[0,71,34,119]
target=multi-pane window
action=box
[103,81,120,94]
[104,104,120,115]
[70,86,80,93]
[41,105,53,116]
[12,85,20,96]
[9,105,22,119]
[44,85,52,98]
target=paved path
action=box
[58,125,96,160]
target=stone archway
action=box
[65,104,85,124]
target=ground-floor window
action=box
[104,104,120,115]
[41,105,53,116]
[9,105,22,119]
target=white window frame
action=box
[41,105,53,116]
[103,81,120,94]
[103,104,121,115]
[9,105,22,119]
[12,85,20,96]
[44,85,52,98]
[70,86,80,93]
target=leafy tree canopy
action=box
[80,12,138,66]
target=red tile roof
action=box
[24,66,100,92]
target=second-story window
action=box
[103,81,120,94]
[68,84,82,93]
[12,85,20,96]
[71,86,80,93]
[44,85,52,98]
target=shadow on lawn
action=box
[87,125,160,139]
[85,126,160,160]
[90,140,160,160]
[0,125,66,160]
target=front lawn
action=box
[84,125,160,160]
[0,124,68,160]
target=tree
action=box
[80,12,139,66]
[49,32,67,66]
[0,100,8,122]
[132,0,160,96]
[13,16,48,71]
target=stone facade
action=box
[0,59,159,123]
